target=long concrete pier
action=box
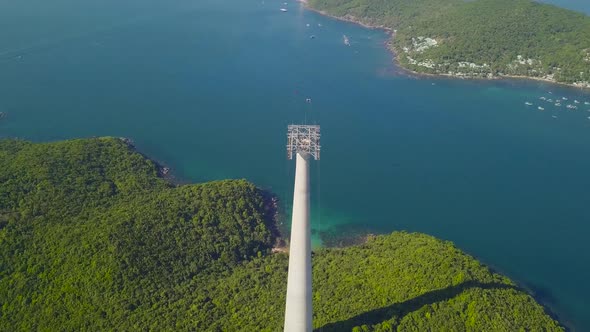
[284,152,312,332]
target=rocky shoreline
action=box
[118,137,182,184]
[299,0,393,33]
[118,136,289,254]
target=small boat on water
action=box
[540,96,546,100]
[525,102,533,106]
[547,99,553,103]
[552,115,558,119]
[280,8,287,12]
[585,101,590,105]
[343,35,350,46]
[538,106,545,111]
[555,103,561,106]
[574,100,580,104]
[562,97,568,100]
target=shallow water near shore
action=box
[1,0,590,329]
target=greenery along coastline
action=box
[307,0,590,88]
[0,138,564,330]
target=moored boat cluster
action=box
[524,93,590,120]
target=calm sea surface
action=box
[1,0,589,329]
[542,0,590,14]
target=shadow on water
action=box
[518,281,573,331]
[314,281,519,332]
[522,282,559,308]
[477,262,570,330]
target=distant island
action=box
[0,138,564,330]
[307,0,590,88]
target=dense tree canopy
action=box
[0,138,277,330]
[0,138,563,330]
[309,0,590,86]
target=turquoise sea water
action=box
[1,0,589,329]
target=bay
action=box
[0,0,589,329]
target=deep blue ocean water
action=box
[0,0,589,329]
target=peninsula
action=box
[307,0,590,88]
[0,138,564,330]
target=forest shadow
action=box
[518,281,570,331]
[314,280,518,332]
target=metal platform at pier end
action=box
[286,125,321,161]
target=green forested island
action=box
[0,138,563,330]
[308,0,590,88]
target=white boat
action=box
[562,97,568,100]
[525,102,533,106]
[280,8,287,12]
[538,106,545,111]
[585,101,590,105]
[343,35,350,46]
[547,99,553,102]
[540,97,546,100]
[574,100,580,104]
[552,115,558,119]
[555,103,561,106]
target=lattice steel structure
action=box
[287,125,321,160]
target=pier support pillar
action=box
[284,152,312,332]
